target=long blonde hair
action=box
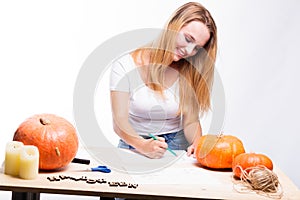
[132,2,217,116]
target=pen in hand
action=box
[148,134,177,157]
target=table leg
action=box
[12,192,40,200]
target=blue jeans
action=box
[118,130,190,151]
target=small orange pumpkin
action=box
[195,134,245,169]
[232,153,273,178]
[13,113,79,170]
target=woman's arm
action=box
[182,110,202,157]
[110,91,168,158]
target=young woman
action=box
[110,2,217,159]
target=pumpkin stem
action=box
[55,147,61,156]
[40,118,51,125]
[217,131,224,138]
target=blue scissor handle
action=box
[91,165,111,173]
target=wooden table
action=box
[0,148,299,200]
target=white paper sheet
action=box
[130,152,223,185]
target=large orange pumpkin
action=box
[195,134,245,169]
[13,113,79,170]
[232,153,273,178]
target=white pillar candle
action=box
[19,145,39,179]
[4,141,24,176]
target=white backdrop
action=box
[0,0,299,199]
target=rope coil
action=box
[232,165,283,199]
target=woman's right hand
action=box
[111,91,168,159]
[136,137,168,159]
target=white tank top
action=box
[110,54,182,136]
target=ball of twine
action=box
[232,165,283,199]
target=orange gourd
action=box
[195,134,245,169]
[232,153,273,178]
[13,113,79,170]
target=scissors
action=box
[88,165,111,173]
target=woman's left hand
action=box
[187,144,196,158]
